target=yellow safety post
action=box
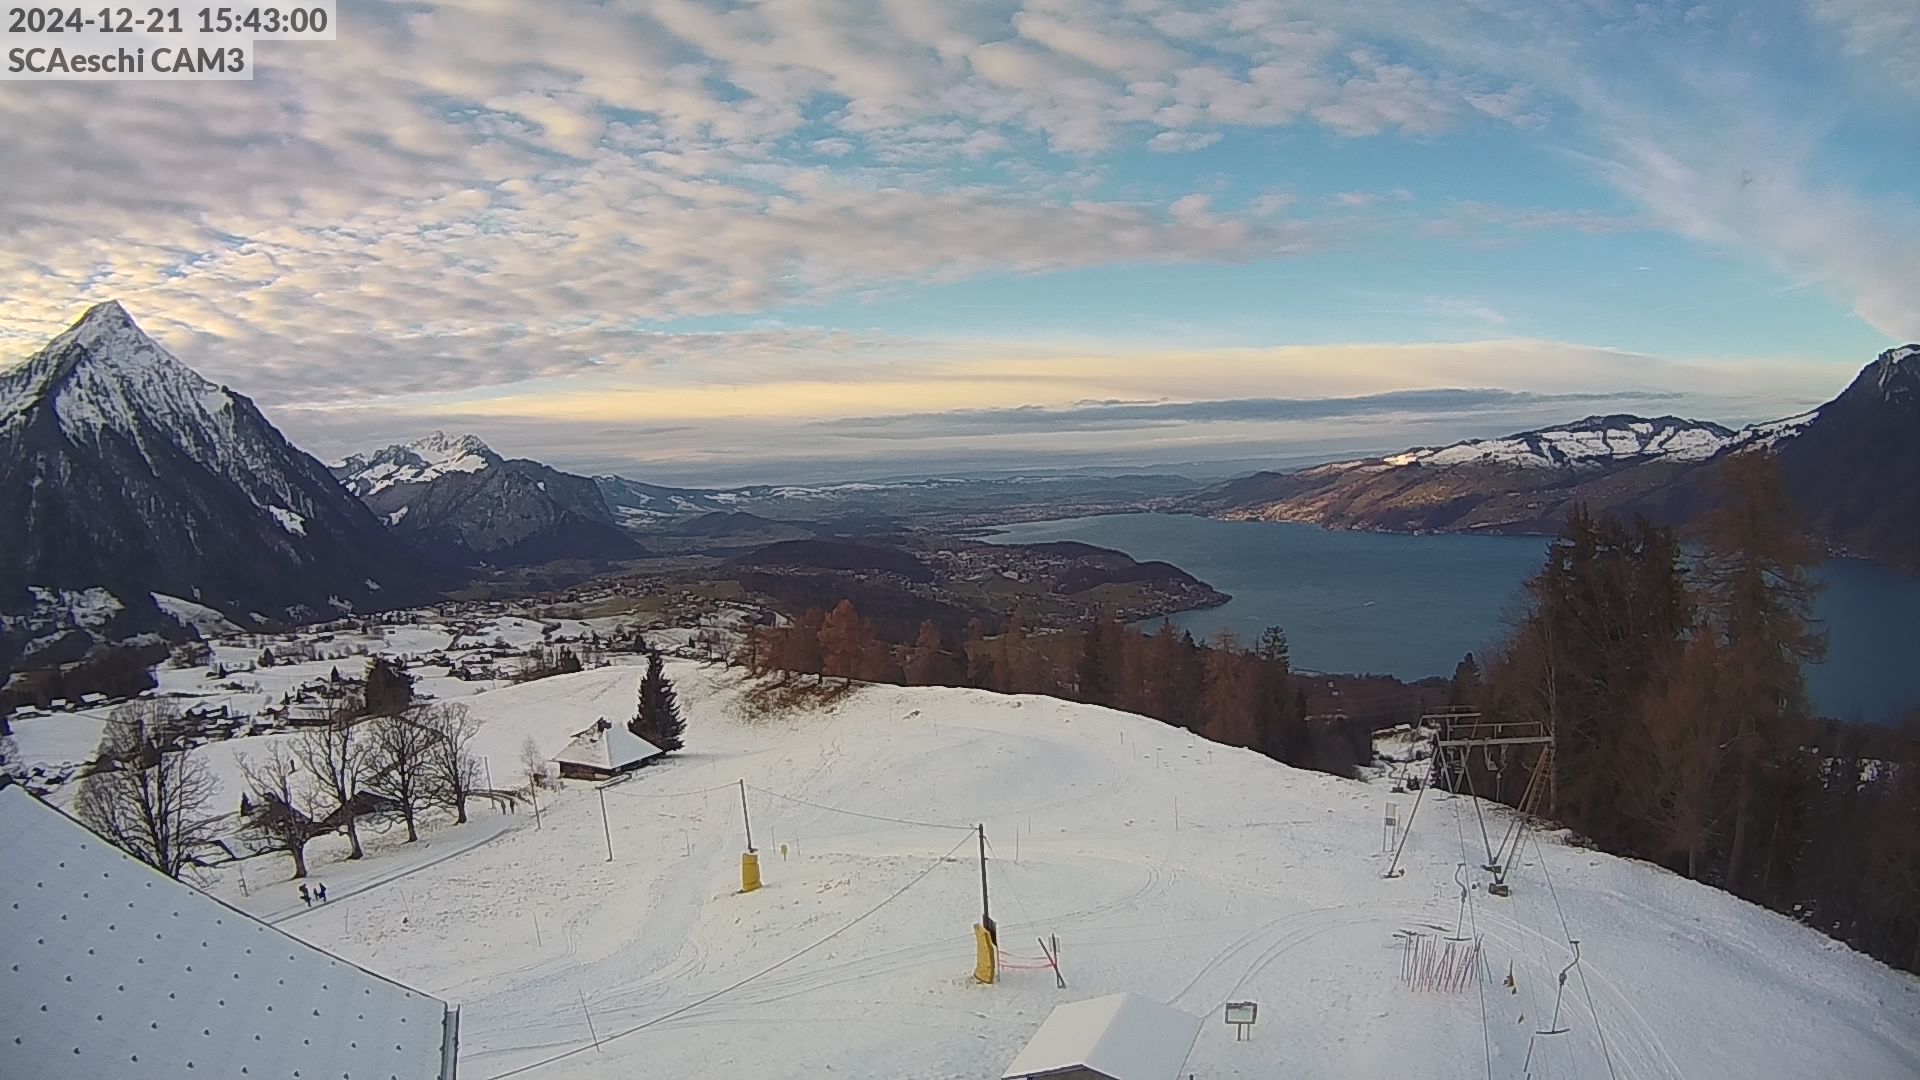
[741,850,762,893]
[973,923,997,984]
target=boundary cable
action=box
[602,782,735,801]
[745,784,975,832]
[484,830,976,1079]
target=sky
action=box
[3,0,1918,485]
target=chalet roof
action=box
[553,718,662,773]
[1002,993,1201,1080]
[0,786,456,1080]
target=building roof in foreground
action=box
[0,785,455,1080]
[553,718,661,773]
[1001,992,1201,1080]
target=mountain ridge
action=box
[334,433,648,566]
[1196,345,1920,571]
[0,302,442,669]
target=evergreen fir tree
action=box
[1448,653,1482,707]
[363,656,415,717]
[1076,614,1112,705]
[631,652,685,753]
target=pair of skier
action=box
[298,881,329,908]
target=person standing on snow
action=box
[299,883,312,908]
[316,882,328,903]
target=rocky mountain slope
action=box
[335,434,647,566]
[1194,347,1920,570]
[593,474,730,526]
[0,302,439,669]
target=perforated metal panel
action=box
[0,786,452,1079]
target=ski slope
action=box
[179,662,1919,1080]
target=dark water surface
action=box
[985,513,1920,724]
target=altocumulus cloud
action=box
[0,0,1913,474]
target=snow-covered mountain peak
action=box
[334,431,500,497]
[409,430,494,461]
[1381,413,1736,470]
[1,301,236,451]
[1868,343,1920,403]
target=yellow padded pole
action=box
[974,923,997,984]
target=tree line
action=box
[1470,454,1920,974]
[737,600,1375,776]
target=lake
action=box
[985,513,1920,724]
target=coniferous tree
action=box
[1698,453,1825,898]
[1169,630,1207,730]
[1076,614,1119,706]
[1498,507,1691,848]
[632,652,686,753]
[1253,626,1298,762]
[363,656,415,717]
[1448,653,1482,707]
[1201,630,1259,747]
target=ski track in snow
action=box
[82,658,1920,1080]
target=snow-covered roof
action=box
[553,718,662,773]
[1001,993,1201,1080]
[0,786,456,1080]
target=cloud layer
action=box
[1,0,1913,481]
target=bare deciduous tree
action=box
[75,700,220,879]
[236,741,325,879]
[520,735,549,791]
[420,701,482,824]
[294,703,372,859]
[367,709,438,842]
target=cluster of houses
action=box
[7,691,114,722]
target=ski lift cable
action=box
[1529,829,1622,1080]
[1457,747,1500,871]
[485,829,977,1079]
[745,784,976,832]
[1449,790,1496,1080]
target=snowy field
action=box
[6,612,646,800]
[91,660,1915,1080]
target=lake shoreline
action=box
[982,511,1919,724]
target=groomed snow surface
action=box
[137,660,1920,1080]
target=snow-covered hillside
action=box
[1382,415,1737,470]
[73,661,1917,1080]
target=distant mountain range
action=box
[4,300,1914,671]
[0,303,440,668]
[332,433,646,566]
[1193,345,1920,571]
